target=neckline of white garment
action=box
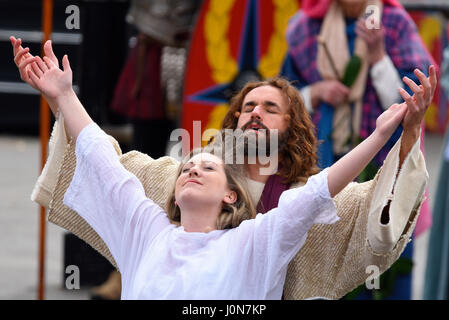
[175,226,225,236]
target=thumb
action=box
[394,103,408,120]
[62,55,72,73]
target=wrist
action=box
[402,126,420,146]
[370,51,385,65]
[400,127,420,165]
[44,95,60,118]
[53,88,76,106]
[372,125,394,146]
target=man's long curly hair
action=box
[221,77,319,184]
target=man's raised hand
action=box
[399,65,437,133]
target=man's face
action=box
[236,85,289,134]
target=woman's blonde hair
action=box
[165,147,256,230]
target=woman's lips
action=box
[184,179,202,186]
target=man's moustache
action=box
[241,119,269,132]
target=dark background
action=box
[0,0,131,135]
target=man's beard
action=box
[237,119,289,159]
[206,120,289,168]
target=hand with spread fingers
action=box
[26,55,73,103]
[11,37,59,88]
[399,65,438,133]
[10,36,60,115]
[398,65,438,164]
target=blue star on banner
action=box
[187,0,262,106]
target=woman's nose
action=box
[189,166,200,177]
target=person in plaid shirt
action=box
[280,0,435,299]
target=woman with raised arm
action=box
[19,46,415,299]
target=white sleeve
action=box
[237,169,338,282]
[370,55,402,110]
[63,123,171,269]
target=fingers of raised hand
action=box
[31,60,44,78]
[14,46,30,65]
[35,56,49,74]
[428,65,438,97]
[402,76,425,110]
[398,87,420,114]
[414,69,431,102]
[12,37,21,55]
[27,68,40,86]
[43,56,56,69]
[43,40,59,66]
[18,56,35,80]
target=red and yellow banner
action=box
[180,0,301,148]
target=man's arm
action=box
[398,66,437,169]
[328,65,437,198]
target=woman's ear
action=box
[223,190,237,204]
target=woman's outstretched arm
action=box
[328,65,436,198]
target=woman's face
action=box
[175,153,236,211]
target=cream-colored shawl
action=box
[32,118,427,299]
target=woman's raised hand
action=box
[10,37,59,91]
[27,54,73,102]
[374,102,407,140]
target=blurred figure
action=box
[280,0,435,299]
[111,0,202,157]
[423,38,449,300]
[92,0,202,300]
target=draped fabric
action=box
[256,173,291,214]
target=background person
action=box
[279,0,435,299]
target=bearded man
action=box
[11,36,436,299]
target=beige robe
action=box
[31,115,428,299]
